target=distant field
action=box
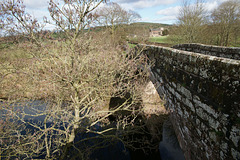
[128,35,173,47]
[149,36,169,43]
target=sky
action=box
[114,0,228,24]
[21,0,228,29]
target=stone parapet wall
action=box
[172,43,240,60]
[138,44,240,160]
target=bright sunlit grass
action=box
[149,36,169,43]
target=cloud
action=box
[203,1,218,11]
[114,0,139,3]
[44,23,56,30]
[23,0,50,22]
[26,9,50,20]
[157,6,180,16]
[24,0,49,9]
[155,6,180,24]
[155,0,223,23]
[139,16,177,24]
[114,0,177,9]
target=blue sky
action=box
[22,0,227,28]
[113,0,227,24]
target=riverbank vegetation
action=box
[0,0,169,159]
[3,0,237,159]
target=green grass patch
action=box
[128,43,136,48]
[0,42,14,49]
[149,36,169,43]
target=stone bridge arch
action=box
[138,43,240,160]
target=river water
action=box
[0,101,184,160]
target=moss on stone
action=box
[215,131,225,138]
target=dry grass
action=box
[0,42,58,99]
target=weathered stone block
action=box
[139,43,240,160]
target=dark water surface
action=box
[0,101,184,160]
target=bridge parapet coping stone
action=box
[138,44,240,160]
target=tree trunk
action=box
[69,106,80,143]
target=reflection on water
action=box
[0,100,131,160]
[1,101,185,160]
[0,100,48,122]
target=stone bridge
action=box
[138,43,240,160]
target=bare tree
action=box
[96,2,126,36]
[123,10,141,25]
[172,0,207,44]
[211,0,240,46]
[47,0,106,51]
[0,0,149,159]
[95,2,141,37]
[0,0,44,46]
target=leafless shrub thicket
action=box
[0,0,152,159]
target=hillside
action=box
[130,22,171,29]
